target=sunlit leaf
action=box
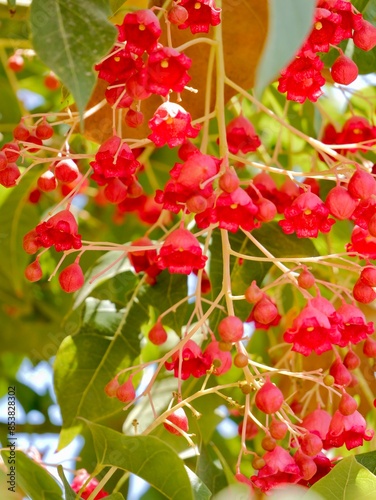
[1,450,63,500]
[309,456,376,499]
[55,297,145,449]
[86,421,194,500]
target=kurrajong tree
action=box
[1,0,376,498]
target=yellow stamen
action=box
[166,117,174,124]
[315,21,323,30]
[160,59,169,68]
[304,209,312,215]
[307,327,314,332]
[230,204,238,209]
[139,23,146,31]
[114,56,120,62]
[194,2,201,9]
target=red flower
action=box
[326,410,374,450]
[145,47,191,96]
[104,84,133,108]
[165,339,210,379]
[90,136,139,185]
[278,55,325,103]
[156,228,207,274]
[195,187,259,232]
[226,116,261,154]
[317,0,363,37]
[351,198,376,230]
[298,453,335,486]
[303,2,362,55]
[335,303,374,347]
[95,48,140,84]
[347,226,376,259]
[283,303,341,356]
[279,191,335,238]
[251,446,302,493]
[337,116,376,153]
[246,296,281,330]
[35,210,82,252]
[178,0,221,34]
[117,9,162,55]
[148,102,200,148]
[155,153,219,214]
[71,469,109,499]
[203,341,232,375]
[128,237,158,273]
[301,408,332,442]
[303,8,345,54]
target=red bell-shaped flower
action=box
[156,228,207,275]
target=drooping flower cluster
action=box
[283,296,374,355]
[278,0,376,102]
[90,135,140,204]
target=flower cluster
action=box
[278,0,376,102]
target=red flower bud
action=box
[24,260,43,282]
[37,171,58,192]
[331,55,358,85]
[255,378,284,414]
[325,186,357,220]
[297,268,315,289]
[343,350,360,370]
[148,320,168,345]
[252,296,278,325]
[116,378,136,403]
[300,432,323,457]
[218,315,244,343]
[163,407,189,435]
[54,159,79,184]
[360,266,376,287]
[339,391,358,416]
[59,262,84,293]
[353,19,376,51]
[329,358,352,387]
[353,279,376,304]
[245,281,263,303]
[348,168,376,200]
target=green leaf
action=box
[142,272,188,332]
[355,450,376,475]
[195,443,227,495]
[123,377,177,434]
[353,44,376,75]
[0,170,40,296]
[86,421,194,500]
[209,223,318,324]
[7,0,16,10]
[54,296,145,449]
[255,0,317,94]
[106,494,126,500]
[30,0,117,117]
[73,251,136,309]
[1,450,63,500]
[185,467,211,500]
[211,484,251,500]
[57,465,78,500]
[309,456,376,499]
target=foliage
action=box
[1,0,376,499]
